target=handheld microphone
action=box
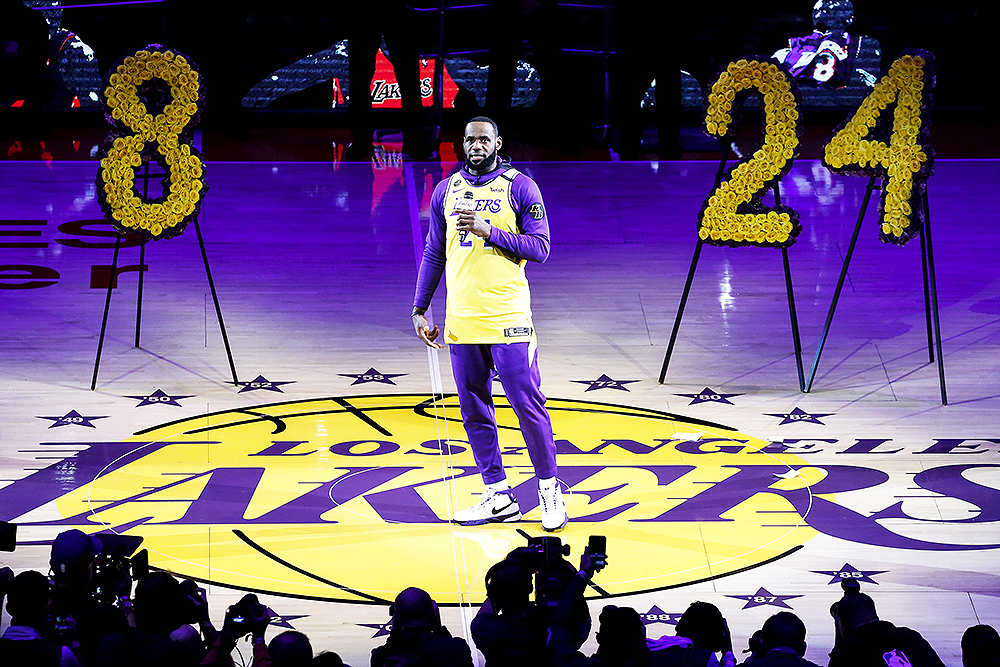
[455,191,475,241]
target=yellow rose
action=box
[698,228,710,240]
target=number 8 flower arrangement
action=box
[96,45,208,241]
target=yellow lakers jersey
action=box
[444,168,534,344]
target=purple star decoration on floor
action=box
[675,387,744,405]
[639,605,683,626]
[764,407,834,425]
[338,367,407,385]
[358,620,393,638]
[238,375,295,393]
[125,388,195,407]
[813,563,888,585]
[728,587,802,609]
[37,410,109,428]
[571,374,640,392]
[265,609,309,629]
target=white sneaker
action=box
[539,483,568,532]
[452,489,521,525]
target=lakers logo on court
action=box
[30,394,828,604]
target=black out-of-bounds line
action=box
[413,395,521,431]
[412,396,738,434]
[232,529,391,604]
[333,397,393,437]
[221,535,800,607]
[236,409,287,434]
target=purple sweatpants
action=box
[449,342,557,485]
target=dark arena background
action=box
[2,1,999,666]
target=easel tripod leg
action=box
[135,240,146,348]
[194,216,239,386]
[782,247,805,391]
[918,216,934,363]
[658,240,703,383]
[921,188,947,405]
[136,164,150,348]
[773,183,804,390]
[804,175,876,392]
[91,234,123,390]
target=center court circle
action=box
[54,394,821,604]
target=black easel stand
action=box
[91,164,239,390]
[803,176,946,404]
[658,151,805,390]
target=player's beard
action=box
[465,148,498,175]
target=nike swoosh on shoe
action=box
[491,500,515,515]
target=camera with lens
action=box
[89,533,147,604]
[224,593,265,637]
[510,530,608,608]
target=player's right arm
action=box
[412,180,449,349]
